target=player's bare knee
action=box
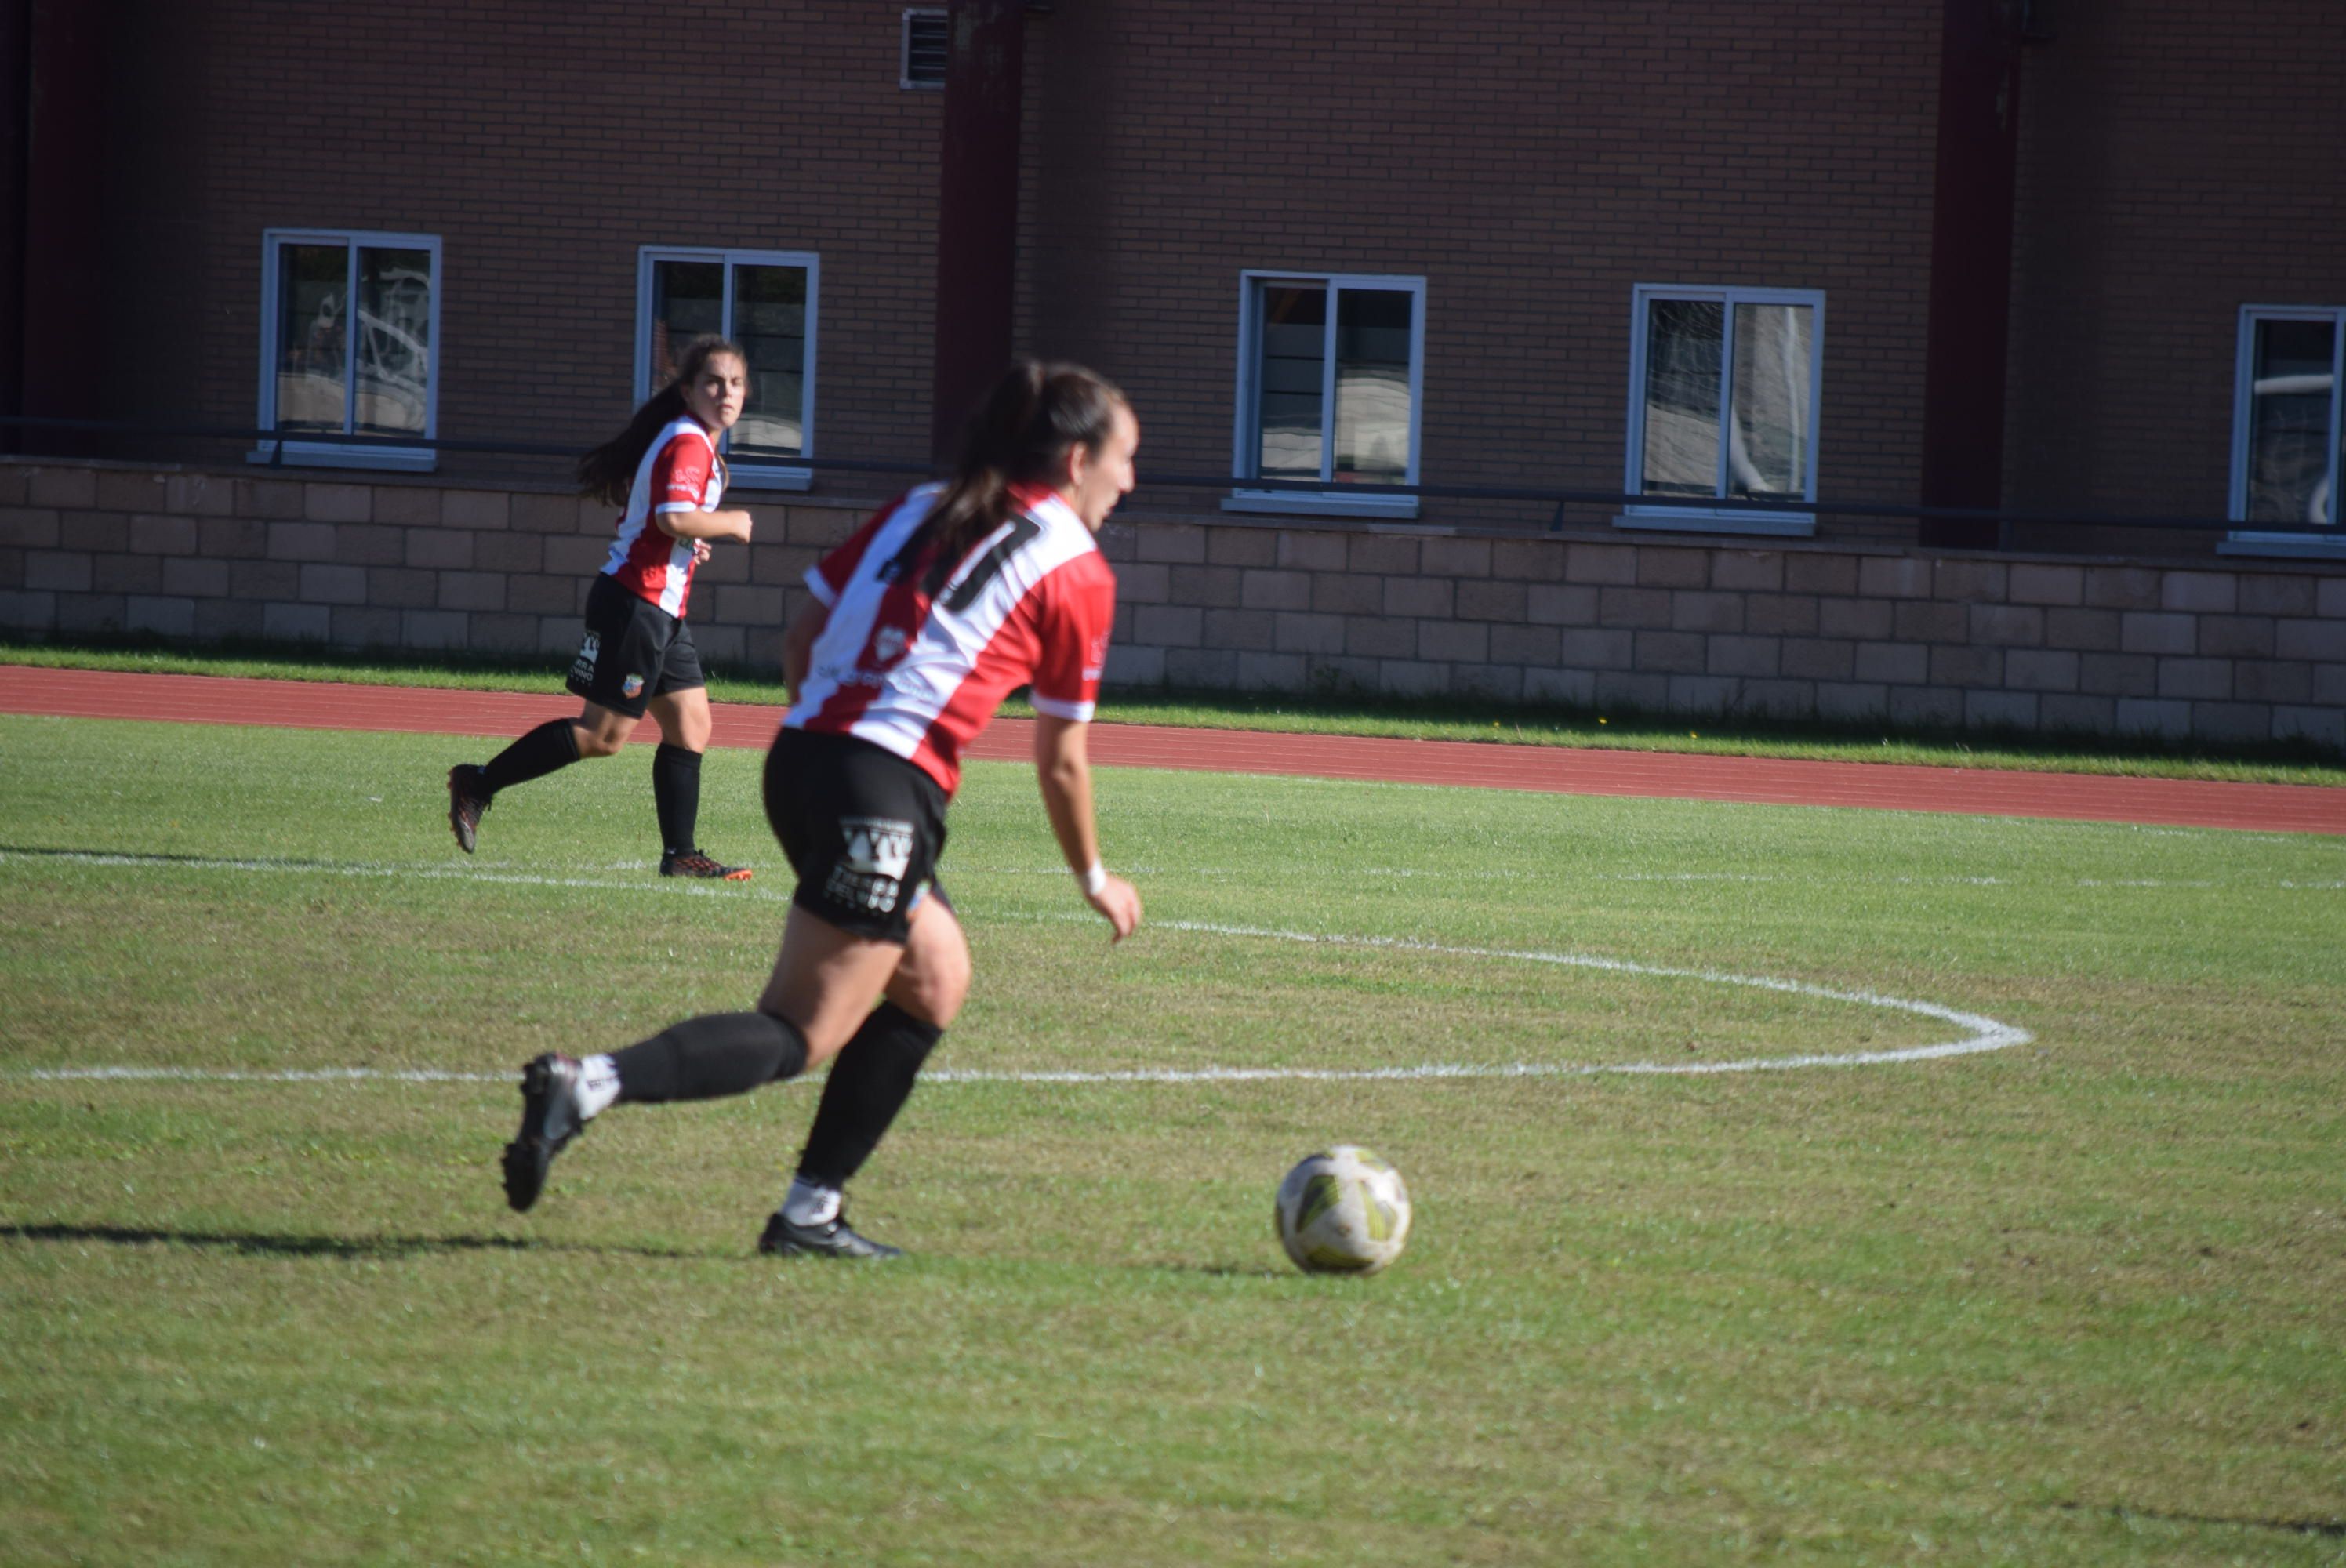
[884,933,969,1026]
[890,952,970,1027]
[894,979,965,1030]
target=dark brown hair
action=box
[576,335,744,506]
[897,358,1130,594]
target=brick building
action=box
[4,1,2344,745]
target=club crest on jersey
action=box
[622,674,645,698]
[568,632,601,688]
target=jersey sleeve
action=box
[1027,553,1117,722]
[648,432,715,522]
[805,492,910,608]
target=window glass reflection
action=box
[1640,299,1723,496]
[2246,318,2338,526]
[1334,289,1412,483]
[1728,303,1813,500]
[275,245,347,434]
[732,264,807,457]
[354,247,431,437]
[650,261,725,388]
[1255,283,1327,479]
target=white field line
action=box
[3,850,2035,1086]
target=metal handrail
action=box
[2,414,2334,539]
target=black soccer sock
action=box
[796,1001,946,1188]
[609,1011,809,1104]
[480,719,582,797]
[652,743,703,854]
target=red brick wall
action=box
[2006,0,2346,519]
[78,2,2341,547]
[106,1,944,471]
[97,2,1948,530]
[1020,3,1943,535]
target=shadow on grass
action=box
[0,1221,704,1263]
[0,843,356,870]
[2055,1501,2346,1539]
[1152,1261,1295,1280]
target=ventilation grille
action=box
[902,9,948,89]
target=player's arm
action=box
[1033,713,1140,941]
[781,595,829,699]
[655,504,754,543]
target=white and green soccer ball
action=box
[1273,1145,1412,1275]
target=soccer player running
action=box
[445,334,758,880]
[500,358,1144,1258]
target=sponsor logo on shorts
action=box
[826,815,915,915]
[622,674,645,699]
[568,631,601,688]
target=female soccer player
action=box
[445,334,757,880]
[500,359,1144,1257]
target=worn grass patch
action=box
[2,715,2342,1565]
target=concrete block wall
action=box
[0,463,851,677]
[5,460,2343,753]
[1091,522,2346,750]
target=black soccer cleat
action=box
[502,1052,587,1213]
[757,1209,904,1260]
[661,848,752,881]
[447,764,490,855]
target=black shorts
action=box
[764,728,950,943]
[565,573,704,720]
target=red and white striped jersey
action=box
[599,416,723,617]
[785,482,1117,796]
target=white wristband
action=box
[1078,862,1109,896]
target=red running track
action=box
[5,663,2342,835]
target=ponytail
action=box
[576,335,744,506]
[899,358,1128,594]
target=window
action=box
[2224,306,2343,557]
[902,9,947,89]
[254,229,441,470]
[1621,284,1823,535]
[1228,270,1425,520]
[637,248,819,490]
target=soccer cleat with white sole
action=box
[502,1052,587,1212]
[757,1209,903,1260]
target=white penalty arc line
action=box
[2,853,2033,1085]
[926,916,2032,1080]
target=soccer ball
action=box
[1273,1145,1411,1275]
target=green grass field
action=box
[2,713,2342,1565]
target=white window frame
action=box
[635,246,820,492]
[900,8,947,90]
[1227,269,1426,521]
[2220,303,2344,559]
[252,227,442,472]
[1618,283,1825,538]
